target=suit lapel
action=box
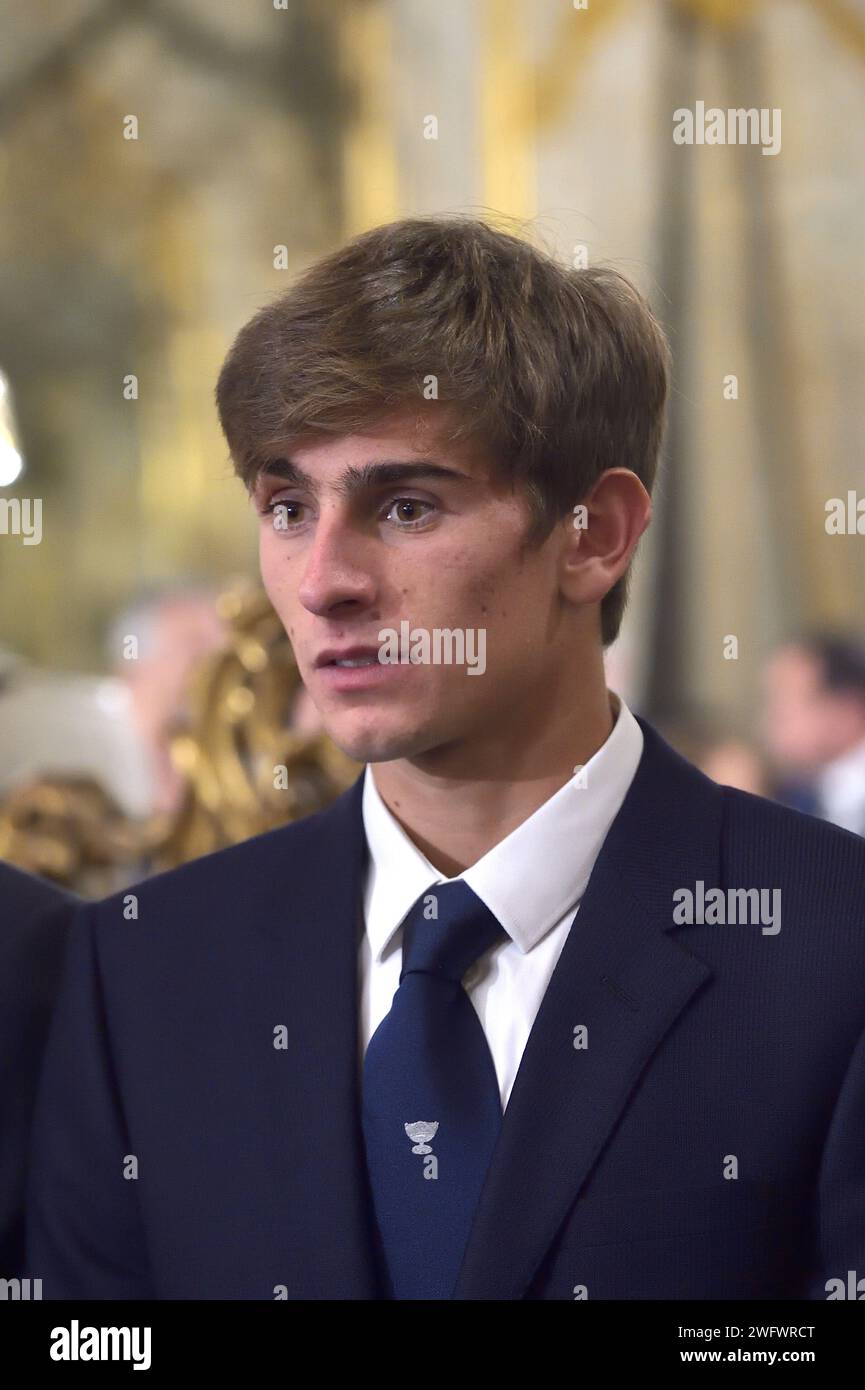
[253,771,382,1298]
[452,720,722,1299]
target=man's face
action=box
[253,410,574,766]
[762,645,862,772]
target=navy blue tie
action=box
[362,880,506,1299]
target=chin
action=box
[321,713,440,765]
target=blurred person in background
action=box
[0,645,153,822]
[658,712,771,797]
[762,633,865,836]
[106,585,229,817]
[0,588,228,826]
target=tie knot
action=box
[400,880,505,984]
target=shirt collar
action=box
[361,693,644,962]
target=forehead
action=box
[281,406,494,478]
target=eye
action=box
[383,497,436,528]
[259,497,307,524]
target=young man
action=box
[27,218,865,1300]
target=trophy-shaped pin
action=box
[404,1121,438,1155]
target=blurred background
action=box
[1,0,864,892]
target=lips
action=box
[314,645,382,669]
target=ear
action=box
[559,468,652,607]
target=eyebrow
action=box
[255,457,472,498]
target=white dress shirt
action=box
[358,694,644,1110]
[817,732,865,836]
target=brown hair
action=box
[215,215,670,645]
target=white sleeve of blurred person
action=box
[817,728,865,836]
[0,588,228,822]
[0,643,154,818]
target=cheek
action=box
[475,561,557,670]
[460,541,524,606]
[259,552,298,638]
[463,547,544,622]
[259,532,289,594]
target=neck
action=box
[371,668,617,878]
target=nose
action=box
[296,513,377,617]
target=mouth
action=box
[312,644,400,692]
[314,646,382,670]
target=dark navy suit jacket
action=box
[25,719,865,1299]
[0,862,76,1277]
